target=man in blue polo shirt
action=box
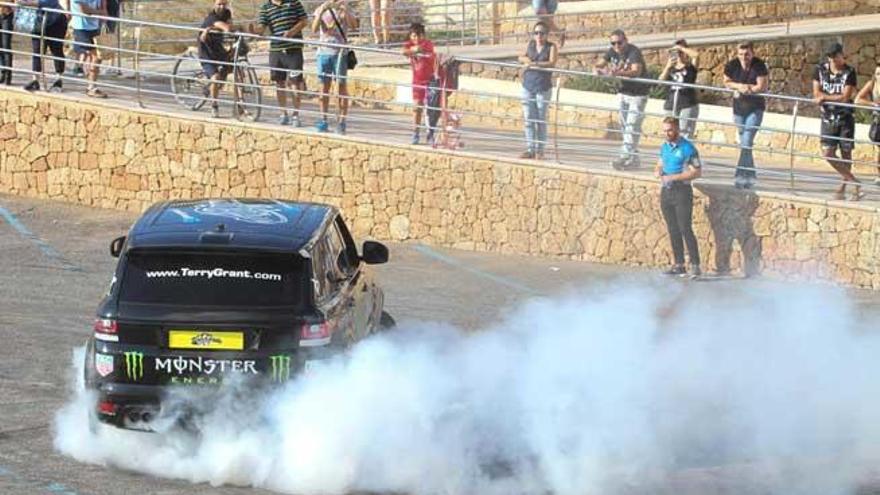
[655,116,702,277]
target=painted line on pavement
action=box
[0,205,81,272]
[412,244,538,295]
[0,464,83,495]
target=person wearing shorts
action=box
[250,0,307,126]
[312,0,357,134]
[855,64,880,186]
[813,42,862,201]
[402,23,435,144]
[199,0,237,118]
[531,0,563,47]
[71,0,107,97]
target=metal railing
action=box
[0,3,879,200]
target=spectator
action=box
[855,64,880,186]
[18,0,69,92]
[723,41,768,189]
[532,0,564,47]
[311,0,357,134]
[517,20,557,160]
[0,4,12,85]
[594,29,648,170]
[70,0,107,97]
[198,0,236,118]
[813,42,862,201]
[249,0,308,127]
[654,116,702,278]
[659,39,699,139]
[402,22,435,145]
[367,0,391,45]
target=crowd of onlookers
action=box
[2,1,880,199]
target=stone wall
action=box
[1,90,878,289]
[496,0,878,44]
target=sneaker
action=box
[335,121,347,135]
[50,78,63,93]
[23,80,39,92]
[278,114,291,126]
[411,130,420,145]
[211,105,220,118]
[623,156,641,169]
[849,187,865,202]
[610,156,628,170]
[86,88,107,98]
[316,120,329,133]
[689,264,702,278]
[519,150,535,159]
[663,265,686,276]
[291,115,303,128]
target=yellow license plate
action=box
[168,330,244,350]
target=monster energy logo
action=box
[124,352,144,381]
[269,355,292,382]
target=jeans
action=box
[0,14,12,73]
[31,19,68,75]
[660,183,700,267]
[675,105,699,140]
[733,109,764,180]
[619,94,647,157]
[522,87,551,153]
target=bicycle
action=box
[170,35,262,122]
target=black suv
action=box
[84,198,391,430]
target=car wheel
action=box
[379,310,396,331]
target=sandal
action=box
[849,188,866,202]
[86,88,107,98]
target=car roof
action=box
[125,198,335,254]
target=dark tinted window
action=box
[119,250,310,308]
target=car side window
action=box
[334,216,360,270]
[312,243,330,301]
[328,220,355,275]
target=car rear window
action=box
[119,250,311,308]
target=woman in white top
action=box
[855,64,880,185]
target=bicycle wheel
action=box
[171,51,209,111]
[235,63,262,122]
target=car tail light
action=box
[98,400,118,416]
[94,318,118,342]
[300,321,332,347]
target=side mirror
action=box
[361,241,389,265]
[109,236,126,258]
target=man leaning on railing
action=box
[723,41,768,190]
[594,29,648,171]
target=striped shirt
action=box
[258,0,308,52]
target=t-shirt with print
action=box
[603,44,647,96]
[315,6,354,56]
[199,9,232,62]
[405,39,435,83]
[71,0,101,31]
[663,63,697,111]
[812,62,857,119]
[258,0,307,52]
[723,57,769,116]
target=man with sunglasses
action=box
[813,42,862,201]
[595,29,648,170]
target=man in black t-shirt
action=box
[723,42,769,189]
[813,43,863,201]
[595,29,648,170]
[199,0,235,118]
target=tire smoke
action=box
[54,284,880,494]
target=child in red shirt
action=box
[402,23,436,144]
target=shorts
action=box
[316,52,347,83]
[73,29,100,54]
[269,49,303,83]
[202,61,231,80]
[532,0,558,15]
[412,79,430,105]
[820,115,855,152]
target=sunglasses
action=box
[533,30,547,35]
[610,40,624,46]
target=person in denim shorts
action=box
[312,0,357,134]
[71,0,107,97]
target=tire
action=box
[235,64,262,122]
[171,51,208,111]
[379,310,396,331]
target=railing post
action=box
[39,10,48,89]
[134,26,144,108]
[460,0,465,46]
[788,101,799,190]
[671,85,680,115]
[115,0,123,76]
[232,37,242,120]
[553,74,562,162]
[475,0,481,45]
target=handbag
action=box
[869,113,880,144]
[327,7,357,70]
[14,6,42,34]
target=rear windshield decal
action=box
[145,267,282,282]
[193,200,289,225]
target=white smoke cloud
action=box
[54,283,880,494]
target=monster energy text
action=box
[124,351,144,381]
[270,355,292,382]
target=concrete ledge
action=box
[1,89,878,289]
